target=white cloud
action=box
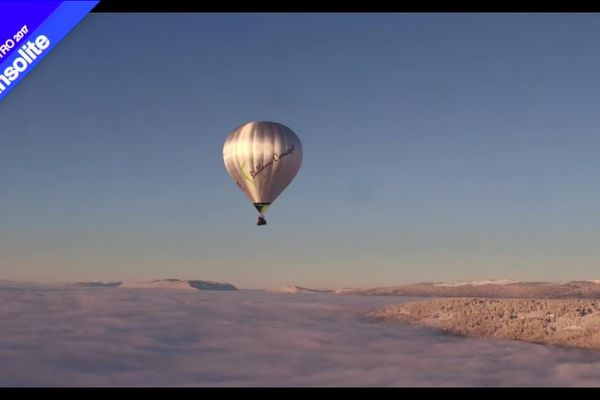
[1,284,600,386]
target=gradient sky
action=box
[2,13,600,288]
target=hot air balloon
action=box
[223,121,303,226]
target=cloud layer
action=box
[1,284,600,386]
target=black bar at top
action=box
[90,1,600,13]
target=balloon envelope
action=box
[223,121,303,215]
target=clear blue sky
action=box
[2,13,600,288]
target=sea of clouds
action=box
[2,283,600,386]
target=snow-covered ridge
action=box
[433,279,520,287]
[342,280,600,299]
[72,281,122,287]
[267,285,334,294]
[121,279,196,290]
[71,279,237,291]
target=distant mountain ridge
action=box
[342,279,600,299]
[267,285,334,294]
[72,281,121,287]
[71,279,237,291]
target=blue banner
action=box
[0,1,99,102]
